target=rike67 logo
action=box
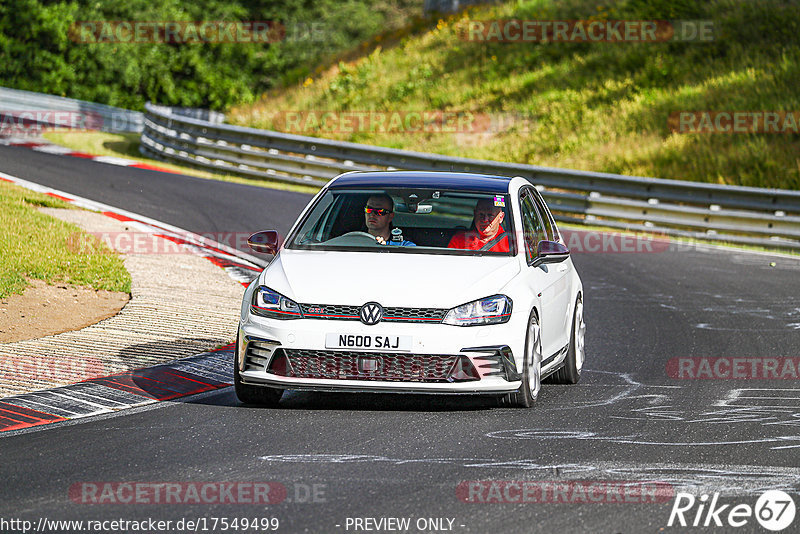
[668,490,796,531]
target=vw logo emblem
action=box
[359,302,383,325]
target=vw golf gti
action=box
[236,171,585,407]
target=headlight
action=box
[443,295,512,326]
[251,286,303,319]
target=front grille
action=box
[300,303,446,323]
[268,349,476,382]
[383,307,446,322]
[300,304,359,319]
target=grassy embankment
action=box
[0,181,131,298]
[229,0,800,190]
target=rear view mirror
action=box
[413,204,433,214]
[248,230,280,255]
[531,240,570,267]
[400,202,433,214]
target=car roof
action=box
[328,171,513,193]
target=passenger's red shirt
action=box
[447,230,510,252]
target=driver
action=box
[364,194,415,246]
[447,197,510,252]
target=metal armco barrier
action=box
[141,102,800,250]
[0,86,143,133]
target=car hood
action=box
[261,249,521,308]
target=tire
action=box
[500,310,542,408]
[234,334,283,406]
[550,297,585,384]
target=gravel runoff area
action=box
[0,207,246,397]
[0,280,130,344]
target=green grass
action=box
[0,181,131,298]
[229,0,800,190]
[43,131,148,161]
[42,131,320,195]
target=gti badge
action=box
[360,302,383,325]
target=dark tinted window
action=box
[519,191,544,262]
[530,188,558,242]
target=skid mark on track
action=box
[588,278,800,330]
[256,455,800,496]
[553,369,642,409]
[486,428,800,449]
[691,293,800,330]
[541,370,800,450]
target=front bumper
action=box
[237,314,525,394]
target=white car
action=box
[236,171,585,407]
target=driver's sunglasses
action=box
[364,207,392,216]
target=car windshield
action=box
[286,188,515,256]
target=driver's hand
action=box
[375,236,386,245]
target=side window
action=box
[519,191,544,263]
[294,193,335,244]
[546,209,560,243]
[329,194,369,239]
[530,190,555,242]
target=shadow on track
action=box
[190,387,505,412]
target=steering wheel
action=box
[324,231,381,246]
[341,231,378,239]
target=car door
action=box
[519,187,571,360]
[530,187,572,343]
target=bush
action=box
[0,0,423,110]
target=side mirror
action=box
[531,240,570,268]
[248,230,280,255]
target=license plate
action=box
[325,333,412,351]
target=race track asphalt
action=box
[1,144,799,533]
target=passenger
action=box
[447,197,509,252]
[364,194,416,246]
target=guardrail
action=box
[0,86,144,133]
[141,102,800,250]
